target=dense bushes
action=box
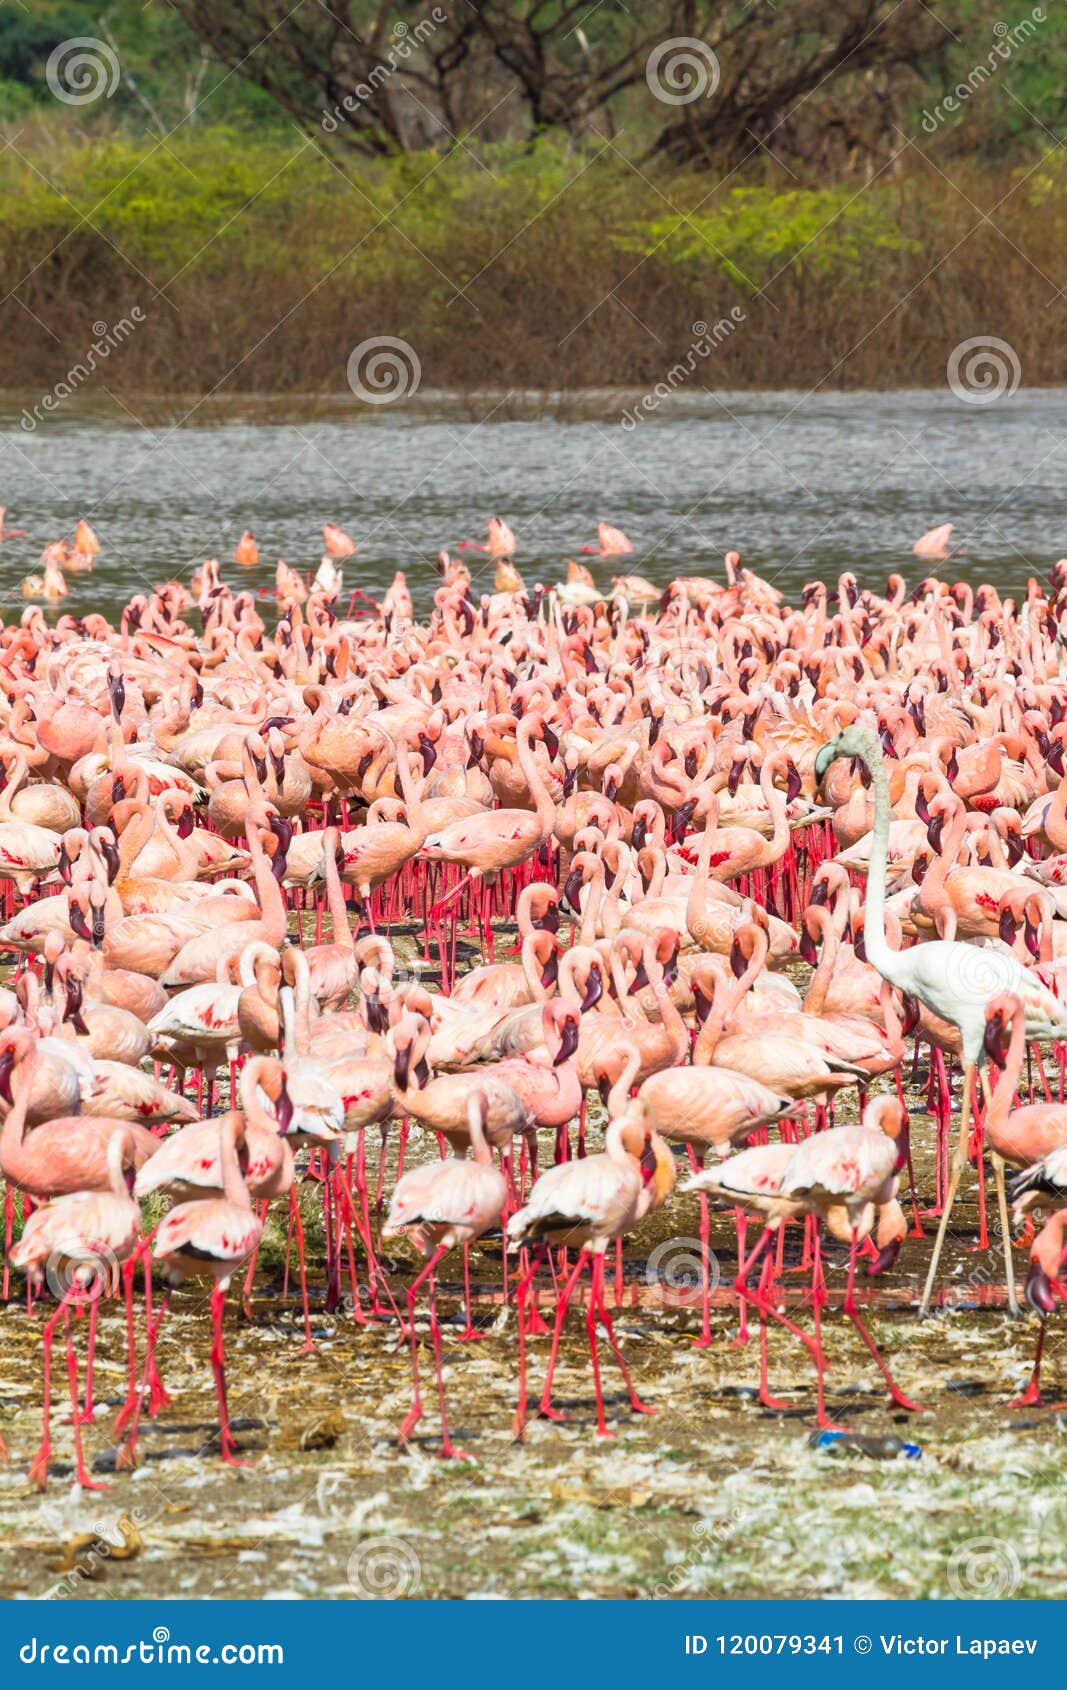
[4,129,1066,392]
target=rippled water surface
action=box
[0,387,1063,616]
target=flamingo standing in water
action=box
[581,521,633,558]
[383,1088,507,1460]
[458,517,516,559]
[912,522,954,561]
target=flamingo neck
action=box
[219,1118,250,1210]
[607,1047,642,1118]
[985,1012,1027,1147]
[857,743,904,988]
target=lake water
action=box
[0,387,1063,618]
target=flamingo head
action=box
[982,992,1021,1067]
[1026,1259,1057,1316]
[813,724,881,786]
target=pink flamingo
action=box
[458,517,516,559]
[11,1126,142,1490]
[581,521,633,558]
[125,1115,263,1469]
[912,522,954,560]
[508,1114,675,1438]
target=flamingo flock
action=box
[3,513,1067,1485]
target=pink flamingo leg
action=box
[288,1189,315,1354]
[70,1290,100,1426]
[112,1260,140,1435]
[1008,1320,1046,1409]
[209,1281,253,1467]
[756,1252,794,1410]
[519,1243,551,1336]
[591,1254,657,1418]
[843,1228,925,1412]
[729,1209,750,1345]
[28,1288,78,1490]
[585,1255,613,1439]
[427,1260,474,1461]
[456,1243,484,1341]
[537,1249,588,1421]
[64,1295,107,1491]
[399,1244,449,1447]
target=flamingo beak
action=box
[1026,1260,1057,1316]
[672,798,696,837]
[580,968,603,1013]
[999,910,1017,946]
[786,763,802,803]
[662,947,678,988]
[0,1050,13,1105]
[554,1017,579,1066]
[394,1044,412,1091]
[562,868,584,913]
[729,939,747,981]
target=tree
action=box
[166,0,486,155]
[648,0,951,170]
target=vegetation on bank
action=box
[3,127,1067,393]
[2,0,1066,394]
